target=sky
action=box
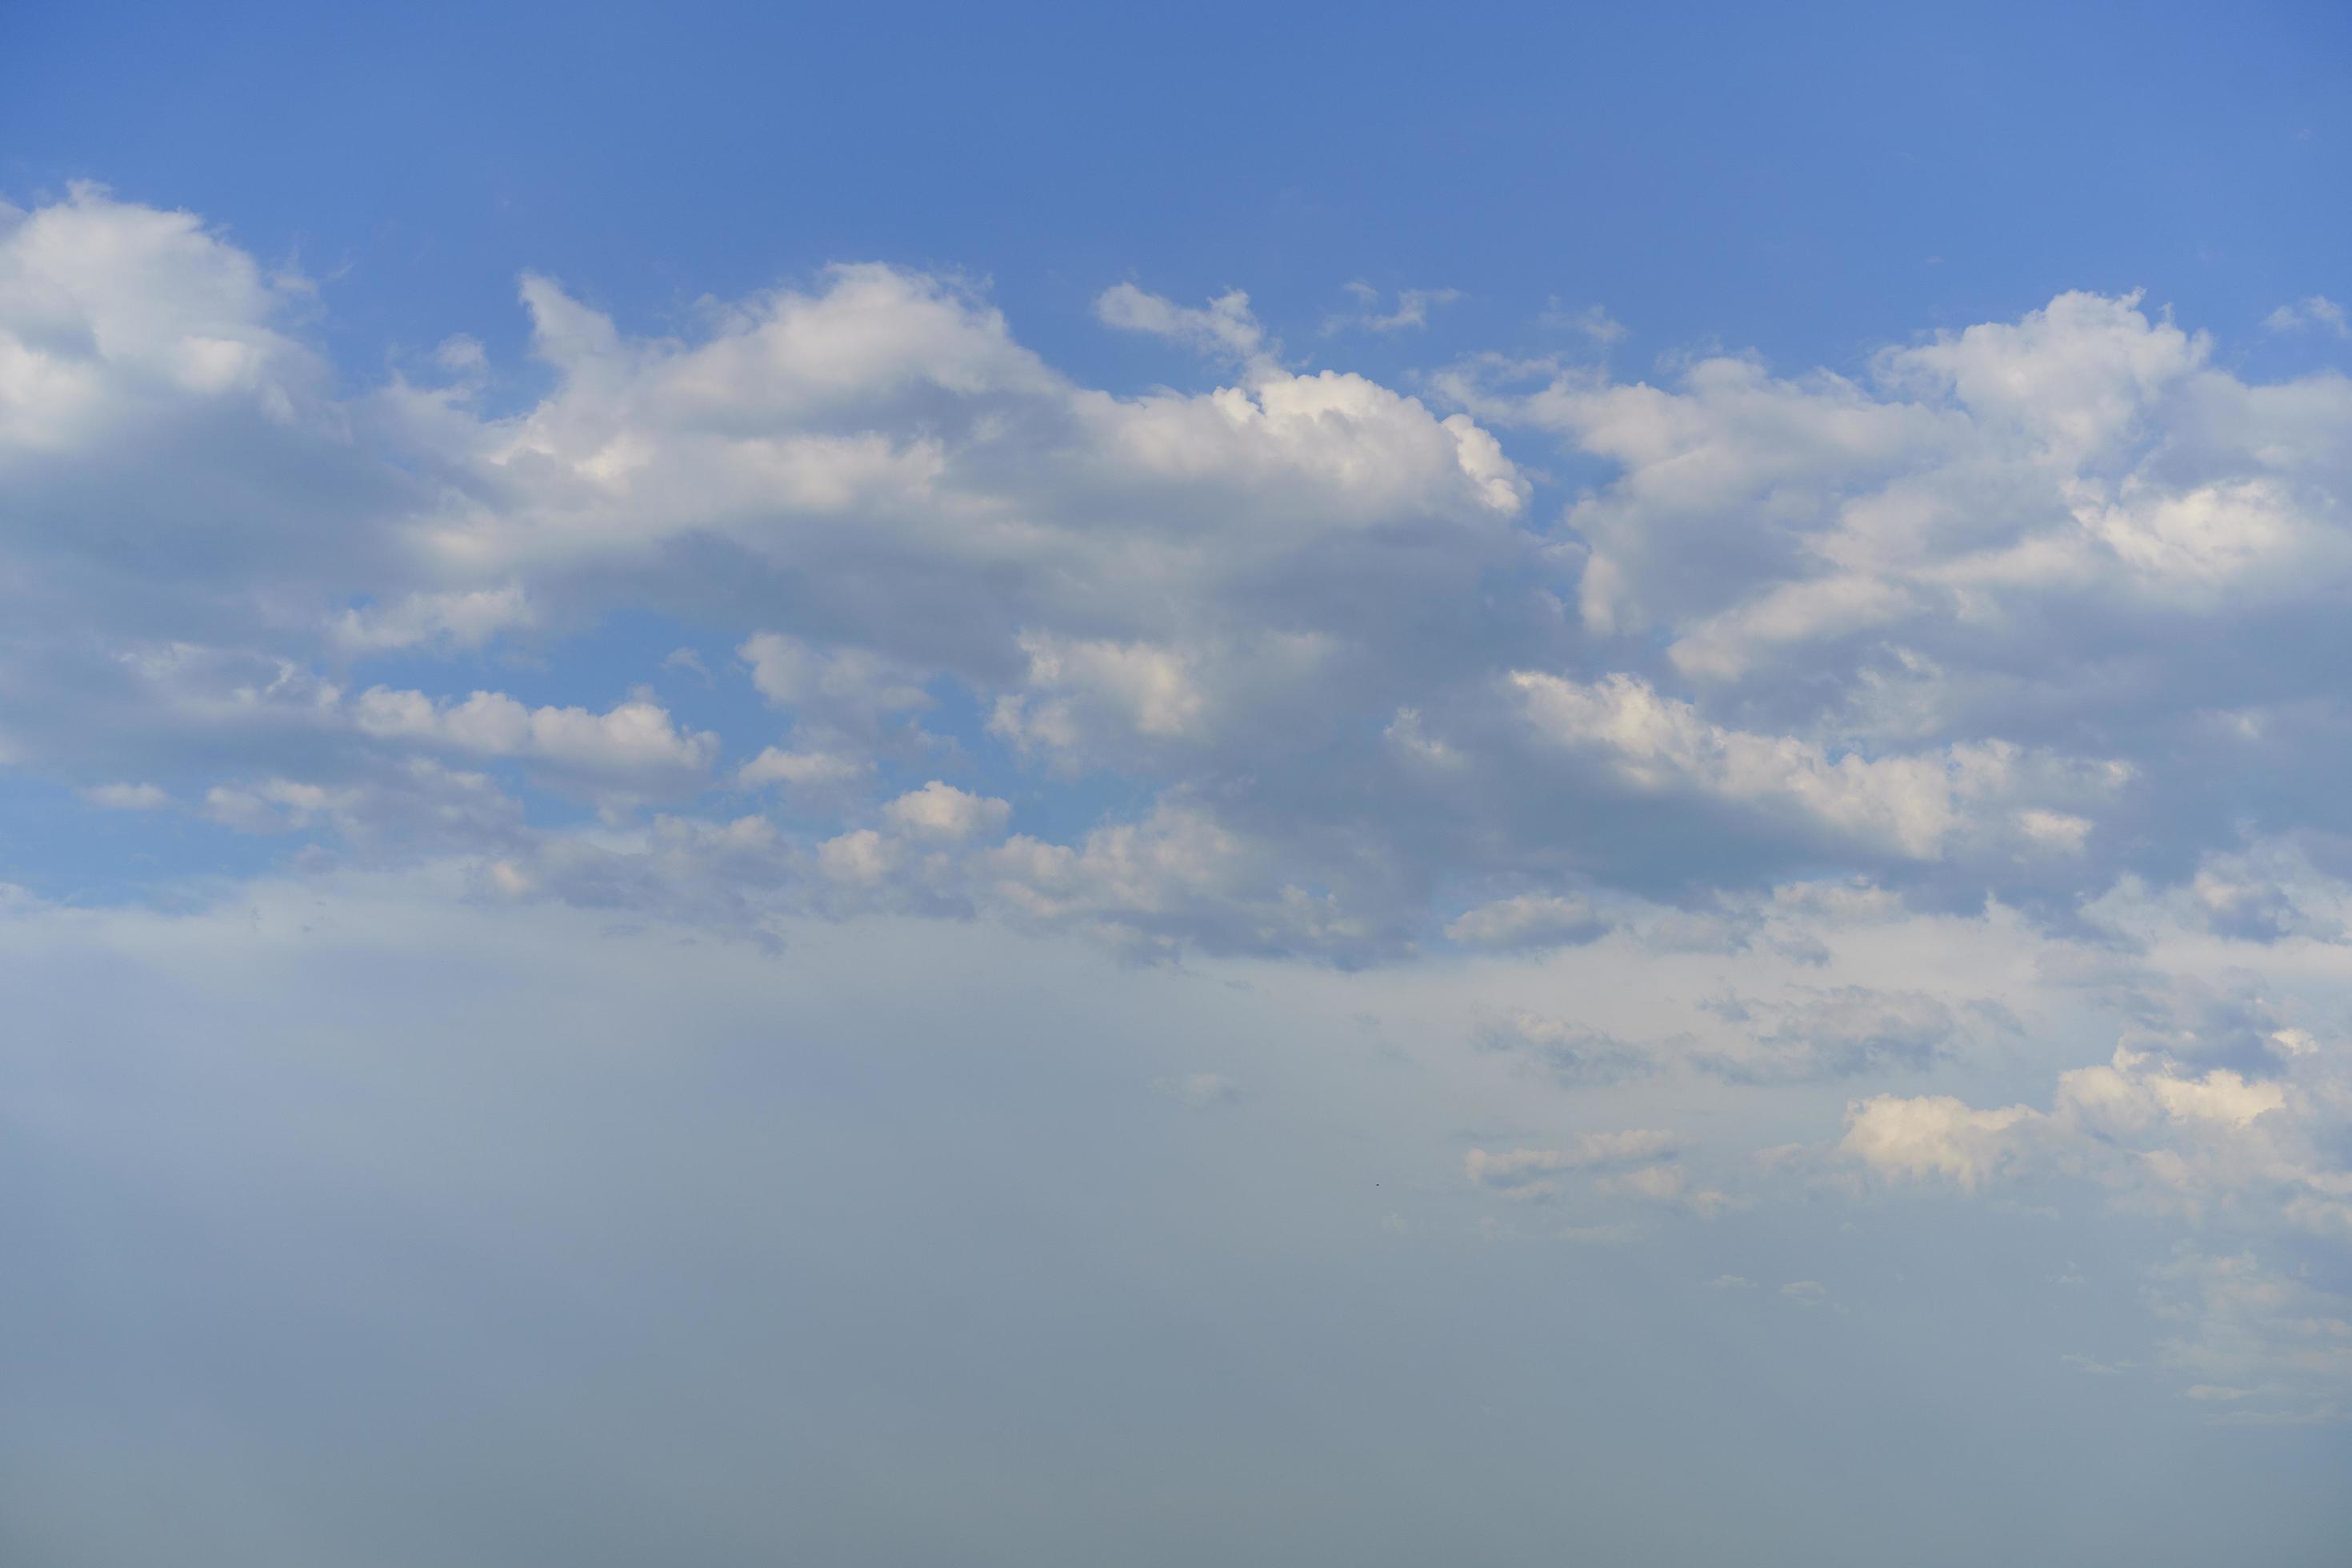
[5,2,2352,1562]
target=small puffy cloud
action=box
[2018,809,2092,854]
[882,781,1010,842]
[2054,1046,2286,1137]
[989,632,1208,762]
[2262,296,2348,338]
[351,687,718,784]
[816,827,897,885]
[1839,1094,2041,1190]
[738,633,932,738]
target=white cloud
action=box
[1095,282,1266,362]
[738,633,932,733]
[1840,1094,2041,1190]
[989,632,1207,761]
[1444,893,1611,950]
[2263,296,2349,338]
[817,827,897,885]
[10,124,2352,1558]
[1510,670,2119,860]
[0,183,324,452]
[351,687,718,782]
[882,781,1010,843]
[330,586,533,654]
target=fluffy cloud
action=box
[0,184,325,450]
[1830,944,2352,1422]
[1510,670,2125,862]
[10,188,2352,1034]
[882,781,1011,842]
[18,186,2349,1029]
[350,687,718,783]
[1840,1094,2042,1190]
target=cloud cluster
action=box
[9,187,2352,1414]
[1836,953,2352,1422]
[20,186,2352,973]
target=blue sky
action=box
[6,4,2352,1563]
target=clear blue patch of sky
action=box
[8,0,2347,396]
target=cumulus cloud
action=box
[20,189,2352,995]
[1510,670,2125,862]
[1840,1094,2042,1190]
[882,781,1011,842]
[738,633,933,739]
[350,687,718,785]
[1830,951,2352,1420]
[14,88,2352,1561]
[13,189,2352,1030]
[0,183,326,450]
